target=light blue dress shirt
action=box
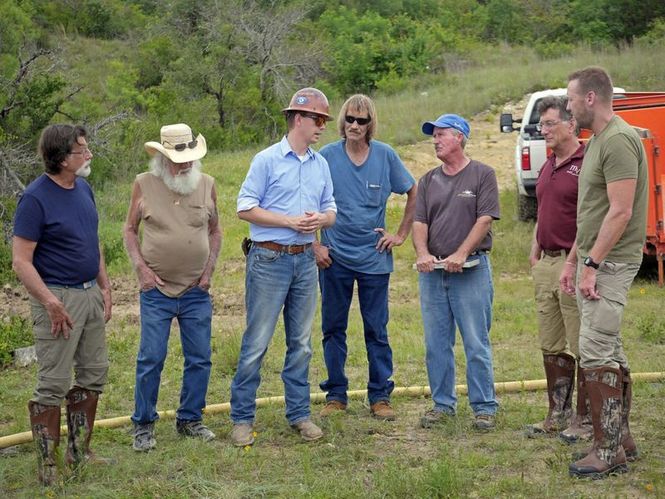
[237,136,337,245]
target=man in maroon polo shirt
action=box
[526,96,591,442]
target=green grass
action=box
[1,43,665,497]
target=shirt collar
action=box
[279,135,314,160]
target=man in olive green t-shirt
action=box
[560,67,647,480]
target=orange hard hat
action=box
[282,87,332,120]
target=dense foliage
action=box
[1,0,664,184]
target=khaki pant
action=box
[30,285,108,406]
[532,254,580,356]
[576,261,640,369]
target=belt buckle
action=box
[83,280,94,289]
[286,244,297,255]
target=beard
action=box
[150,156,202,195]
[75,161,92,178]
[574,108,594,130]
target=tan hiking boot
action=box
[420,409,454,428]
[320,400,347,417]
[230,423,255,447]
[291,419,323,441]
[473,414,496,431]
[370,401,396,421]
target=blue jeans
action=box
[230,245,318,425]
[319,260,394,404]
[132,286,212,424]
[418,254,497,415]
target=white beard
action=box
[75,161,92,178]
[151,157,202,195]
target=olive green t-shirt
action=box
[576,115,648,263]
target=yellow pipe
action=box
[1,371,662,450]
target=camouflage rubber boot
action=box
[527,353,575,435]
[572,366,640,462]
[65,388,115,467]
[560,365,593,443]
[569,367,628,479]
[28,401,61,486]
[620,367,639,461]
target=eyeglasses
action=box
[163,133,198,151]
[301,113,327,127]
[69,148,91,156]
[345,115,371,126]
[536,120,567,132]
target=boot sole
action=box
[569,463,628,479]
[571,449,639,462]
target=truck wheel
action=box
[518,194,538,221]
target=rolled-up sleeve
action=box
[237,154,267,213]
[319,158,337,213]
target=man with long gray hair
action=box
[124,123,222,452]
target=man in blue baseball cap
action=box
[421,114,471,138]
[414,112,500,431]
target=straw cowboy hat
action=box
[144,123,207,163]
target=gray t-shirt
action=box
[415,160,500,258]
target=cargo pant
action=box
[576,261,640,370]
[30,285,108,406]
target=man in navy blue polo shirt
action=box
[13,124,112,485]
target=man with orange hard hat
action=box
[230,88,337,446]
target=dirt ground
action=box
[0,97,528,323]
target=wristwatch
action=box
[583,256,600,269]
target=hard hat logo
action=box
[283,87,332,120]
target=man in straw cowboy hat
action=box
[13,124,113,485]
[230,88,337,446]
[124,123,222,451]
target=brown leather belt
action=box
[254,241,312,255]
[543,249,569,257]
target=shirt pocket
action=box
[187,204,209,228]
[366,182,382,207]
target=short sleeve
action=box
[13,194,44,242]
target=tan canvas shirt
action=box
[137,172,214,297]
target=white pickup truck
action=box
[500,87,624,221]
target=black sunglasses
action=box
[345,115,371,126]
[163,132,198,152]
[300,113,327,127]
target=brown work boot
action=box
[65,388,115,467]
[569,367,628,479]
[560,365,593,443]
[230,423,255,447]
[370,400,396,421]
[320,400,347,417]
[527,354,575,436]
[28,401,61,486]
[291,419,324,441]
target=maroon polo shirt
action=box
[535,143,585,251]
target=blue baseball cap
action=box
[422,114,470,138]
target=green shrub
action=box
[635,311,665,345]
[0,315,32,367]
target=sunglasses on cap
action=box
[300,113,327,127]
[345,115,371,126]
[162,133,198,152]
